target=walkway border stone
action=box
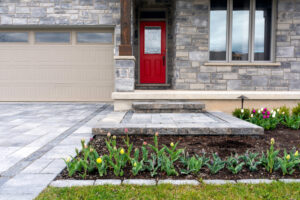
[123,179,156,185]
[49,179,300,188]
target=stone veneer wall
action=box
[173,0,300,91]
[0,0,121,55]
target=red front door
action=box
[140,21,166,84]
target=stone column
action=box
[114,56,135,92]
[114,0,135,92]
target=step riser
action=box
[93,127,263,136]
[132,101,206,113]
[134,109,205,113]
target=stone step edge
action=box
[132,102,206,110]
[50,179,300,187]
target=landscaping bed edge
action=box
[50,179,300,187]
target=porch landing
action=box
[92,111,263,136]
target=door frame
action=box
[138,8,168,85]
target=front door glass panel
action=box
[144,27,161,54]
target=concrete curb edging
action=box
[50,179,300,188]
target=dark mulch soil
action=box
[56,127,300,180]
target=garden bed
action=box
[56,127,300,181]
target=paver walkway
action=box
[0,103,113,200]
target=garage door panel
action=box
[0,85,112,101]
[0,68,113,82]
[0,29,114,101]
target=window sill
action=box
[204,62,281,66]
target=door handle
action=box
[163,56,165,66]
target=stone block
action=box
[94,179,122,185]
[290,80,300,90]
[16,7,30,13]
[227,80,242,90]
[203,180,236,185]
[277,46,294,57]
[0,15,12,24]
[223,73,238,80]
[115,78,134,92]
[50,180,95,187]
[189,51,208,61]
[237,179,274,184]
[197,73,210,83]
[158,179,199,185]
[291,62,300,72]
[123,179,156,185]
[252,76,269,87]
[31,7,46,18]
[279,179,300,183]
[13,18,27,24]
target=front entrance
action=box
[140,21,166,84]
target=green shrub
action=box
[277,106,290,117]
[282,115,300,130]
[292,103,300,116]
[232,108,251,120]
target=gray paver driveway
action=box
[0,103,112,200]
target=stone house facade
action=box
[0,0,299,112]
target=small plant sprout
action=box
[226,155,245,174]
[206,153,225,174]
[241,151,261,172]
[180,154,209,175]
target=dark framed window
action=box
[209,0,274,62]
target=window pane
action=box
[35,32,70,43]
[0,32,28,42]
[144,27,161,54]
[77,32,113,43]
[209,0,227,60]
[232,0,250,61]
[254,0,272,61]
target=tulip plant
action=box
[64,133,300,179]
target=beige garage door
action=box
[0,29,114,101]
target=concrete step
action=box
[132,101,206,113]
[92,111,264,136]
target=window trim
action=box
[208,0,276,63]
